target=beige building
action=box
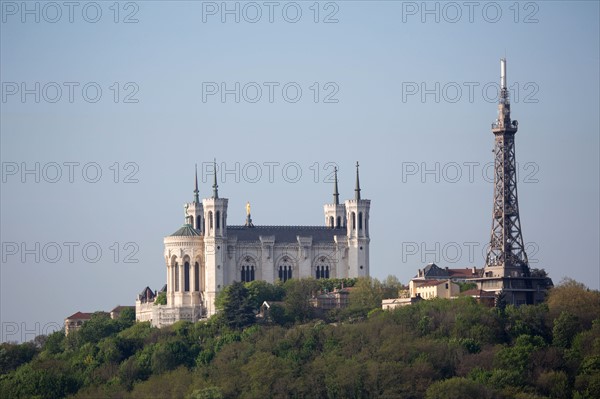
[410,279,460,299]
[64,311,92,336]
[310,288,353,310]
[382,297,422,310]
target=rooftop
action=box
[65,311,92,320]
[228,225,346,243]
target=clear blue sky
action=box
[1,1,598,342]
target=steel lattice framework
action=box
[485,59,531,280]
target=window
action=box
[316,265,330,279]
[329,216,334,228]
[208,211,213,229]
[174,262,179,292]
[351,212,356,230]
[241,265,255,282]
[336,216,341,228]
[196,216,202,231]
[184,261,190,292]
[315,257,330,279]
[358,212,363,230]
[216,211,221,229]
[278,257,293,282]
[194,262,200,291]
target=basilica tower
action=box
[324,167,346,229]
[202,160,228,316]
[345,162,371,277]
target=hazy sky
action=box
[1,1,599,342]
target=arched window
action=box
[216,211,221,229]
[240,257,256,283]
[194,262,200,291]
[329,216,334,228]
[208,211,213,229]
[184,261,190,292]
[278,257,293,282]
[315,257,330,279]
[174,262,179,292]
[358,212,363,230]
[336,216,341,228]
[241,265,256,282]
[196,215,202,231]
[351,212,356,230]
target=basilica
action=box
[136,162,371,327]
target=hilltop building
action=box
[64,312,92,336]
[136,162,371,327]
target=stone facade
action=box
[409,279,460,299]
[136,163,371,327]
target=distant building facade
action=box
[409,279,460,299]
[310,288,353,310]
[136,162,371,327]
[64,312,92,336]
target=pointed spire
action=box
[333,167,339,205]
[212,158,219,199]
[193,164,200,203]
[354,161,361,200]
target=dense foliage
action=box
[1,277,599,399]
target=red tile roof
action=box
[448,268,477,278]
[65,311,92,320]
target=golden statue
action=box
[246,201,251,216]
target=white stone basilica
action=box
[136,162,371,327]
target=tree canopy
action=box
[1,277,599,399]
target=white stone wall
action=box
[147,192,370,327]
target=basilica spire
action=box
[193,164,200,203]
[212,159,219,199]
[333,167,340,205]
[354,161,361,200]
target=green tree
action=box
[217,281,255,329]
[73,312,121,347]
[42,330,66,355]
[154,292,167,305]
[381,275,404,299]
[283,278,319,322]
[553,311,579,348]
[426,377,496,399]
[118,307,136,324]
[348,277,383,315]
[188,387,224,399]
[0,342,38,374]
[536,370,570,399]
[2,358,80,399]
[547,278,600,330]
[244,280,284,309]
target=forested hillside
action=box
[1,277,599,399]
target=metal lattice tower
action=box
[485,58,530,278]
